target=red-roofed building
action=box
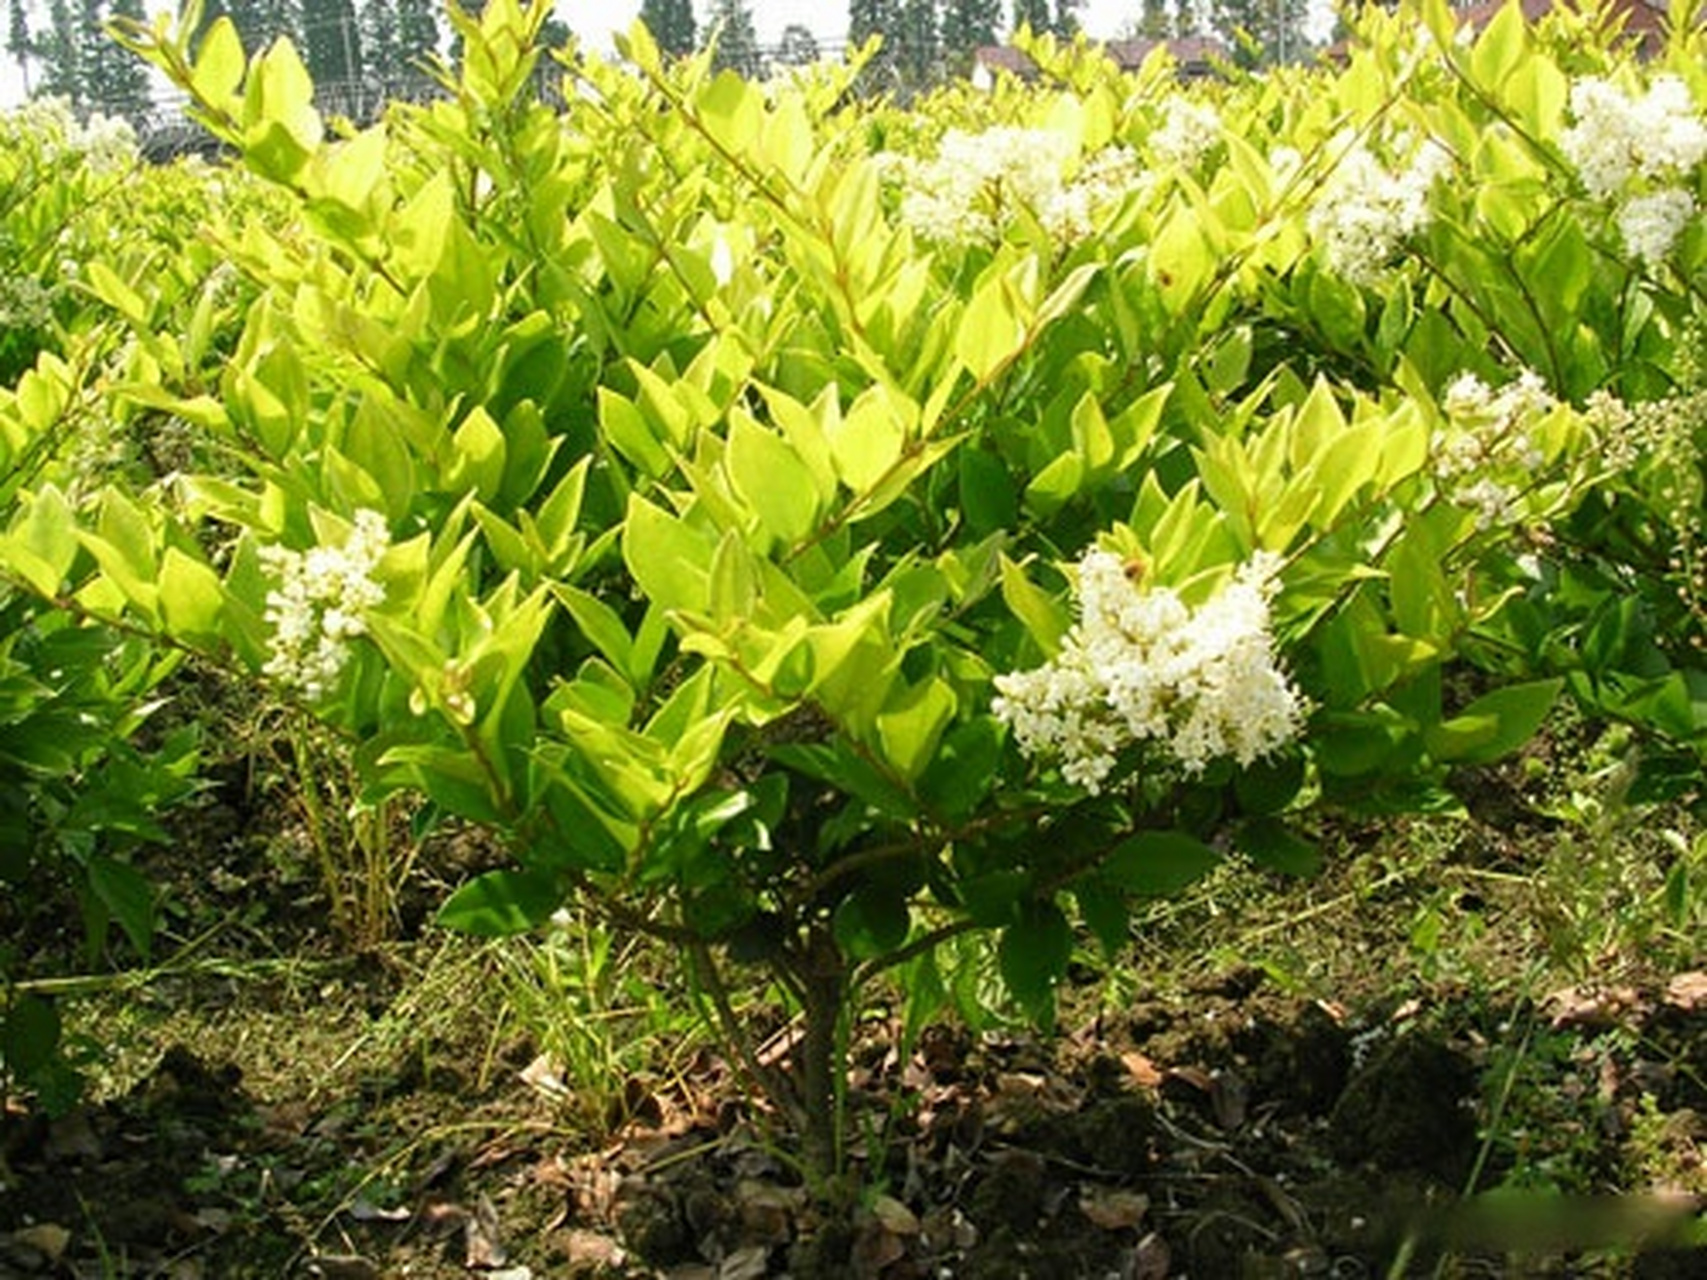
[970,36,1232,88]
[1453,0,1677,54]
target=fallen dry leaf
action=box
[348,1193,410,1222]
[1125,1229,1171,1280]
[850,1215,907,1276]
[11,1224,70,1262]
[1545,984,1645,1029]
[1120,1051,1164,1089]
[1665,971,1707,1011]
[868,1192,920,1235]
[305,1256,382,1280]
[466,1192,508,1269]
[717,1243,770,1280]
[1080,1187,1149,1231]
[560,1228,626,1268]
[736,1178,800,1244]
[1210,1068,1249,1130]
[518,1053,571,1102]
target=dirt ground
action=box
[4,752,1706,1278]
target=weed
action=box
[496,909,710,1136]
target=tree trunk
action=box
[794,926,850,1200]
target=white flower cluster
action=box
[0,274,55,329]
[1148,96,1221,172]
[1306,132,1452,284]
[1560,76,1706,264]
[260,510,390,700]
[1434,371,1555,529]
[992,550,1305,794]
[888,126,1141,246]
[2,97,138,175]
[1615,189,1698,266]
[1560,77,1707,199]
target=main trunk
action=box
[794,928,849,1198]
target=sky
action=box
[0,1,1158,109]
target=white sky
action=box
[0,1,1160,108]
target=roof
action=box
[972,36,1232,80]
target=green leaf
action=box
[826,385,906,492]
[1389,525,1454,644]
[726,413,821,546]
[378,742,504,823]
[623,496,715,615]
[1235,818,1322,877]
[243,37,323,182]
[1233,751,1305,816]
[190,15,246,103]
[87,855,154,960]
[1102,831,1221,897]
[84,260,149,328]
[917,718,1001,821]
[833,885,911,961]
[1470,0,1527,87]
[1,995,60,1075]
[999,554,1067,656]
[598,387,671,478]
[437,868,562,936]
[1425,678,1563,766]
[554,585,633,678]
[957,268,1029,382]
[959,448,1018,536]
[1074,880,1130,957]
[447,407,507,503]
[875,677,956,783]
[10,485,79,597]
[998,898,1072,1020]
[159,548,226,642]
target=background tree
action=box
[1210,0,1308,64]
[1012,0,1048,33]
[223,0,300,48]
[360,0,400,91]
[704,0,760,78]
[39,0,82,102]
[777,22,820,66]
[300,0,363,100]
[91,0,151,119]
[849,0,903,83]
[1137,0,1172,38]
[394,0,436,64]
[1052,0,1082,36]
[939,0,998,57]
[896,0,938,88]
[7,0,31,95]
[638,0,695,59]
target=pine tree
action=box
[1138,0,1171,39]
[1210,0,1307,64]
[361,0,400,90]
[394,0,438,90]
[223,0,295,49]
[7,0,31,95]
[638,0,695,59]
[1052,0,1082,36]
[705,0,760,79]
[849,0,903,82]
[939,0,999,61]
[93,0,151,119]
[777,23,819,66]
[39,0,82,102]
[300,0,363,98]
[896,0,938,88]
[1012,0,1048,34]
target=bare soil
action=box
[3,753,1706,1278]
